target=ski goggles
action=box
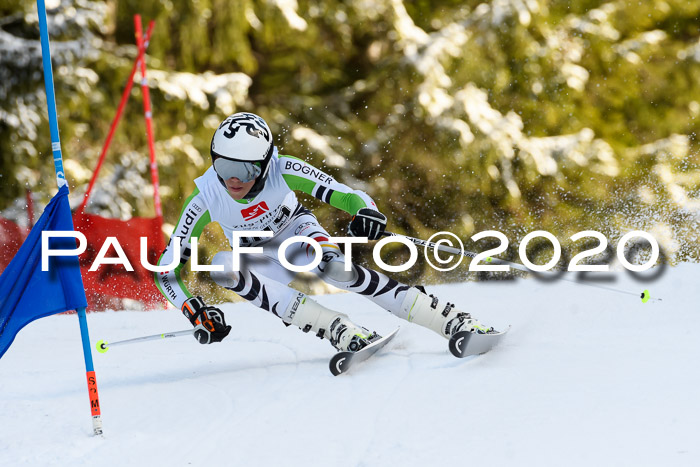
[213,158,262,183]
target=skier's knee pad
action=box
[321,260,358,283]
[209,251,239,288]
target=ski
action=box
[448,326,510,358]
[329,328,400,376]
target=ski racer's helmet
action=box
[210,112,274,200]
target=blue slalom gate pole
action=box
[36,0,103,436]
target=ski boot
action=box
[399,286,494,339]
[285,293,379,352]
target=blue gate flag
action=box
[0,185,87,359]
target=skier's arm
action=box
[279,154,377,215]
[154,188,211,308]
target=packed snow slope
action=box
[1,264,699,467]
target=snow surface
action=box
[2,264,699,467]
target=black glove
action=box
[182,296,231,344]
[347,208,387,241]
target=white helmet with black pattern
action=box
[210,112,274,199]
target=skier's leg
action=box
[321,258,492,337]
[209,251,377,351]
[271,213,493,339]
[326,259,493,337]
[210,250,297,318]
[264,211,414,312]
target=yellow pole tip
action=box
[641,290,651,303]
[96,340,109,353]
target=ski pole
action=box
[382,231,661,303]
[96,330,193,353]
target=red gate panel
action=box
[73,210,164,309]
[0,217,26,274]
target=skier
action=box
[155,112,492,351]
